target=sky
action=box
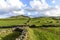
[0,0,60,18]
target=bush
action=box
[29,25,37,28]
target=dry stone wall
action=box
[14,27,28,40]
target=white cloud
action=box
[0,0,9,9]
[6,0,25,8]
[0,0,60,18]
[28,12,31,15]
[30,0,49,10]
[52,0,56,3]
[0,0,25,9]
[13,10,24,15]
[46,6,60,16]
[28,0,60,17]
[55,5,59,8]
[0,0,25,18]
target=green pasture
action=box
[27,27,60,40]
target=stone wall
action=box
[15,27,28,40]
[0,25,28,40]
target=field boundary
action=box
[14,27,28,40]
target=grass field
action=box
[0,17,59,27]
[28,17,57,26]
[0,19,28,26]
[27,27,60,40]
[0,16,60,40]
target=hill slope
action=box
[0,15,29,26]
[0,15,60,27]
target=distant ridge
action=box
[8,15,60,20]
[9,15,29,19]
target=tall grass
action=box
[27,27,60,40]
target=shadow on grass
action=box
[29,24,60,28]
[1,32,21,40]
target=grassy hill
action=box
[28,17,60,27]
[0,15,60,27]
[0,15,60,40]
[9,15,29,19]
[0,15,29,26]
